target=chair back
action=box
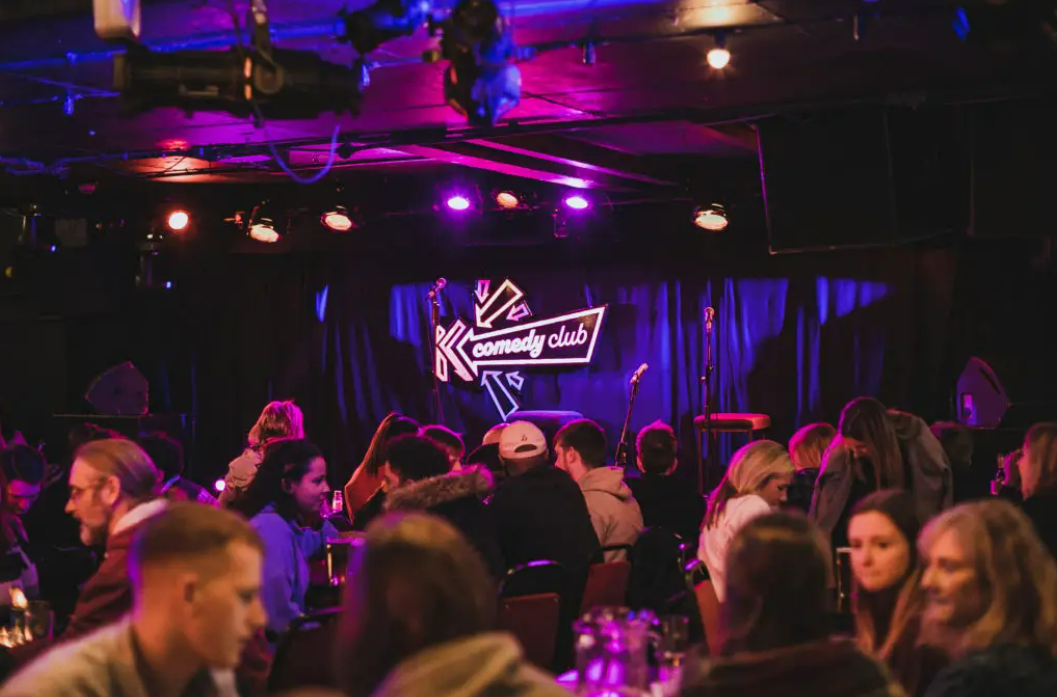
[500,560,569,598]
[499,593,562,670]
[627,526,686,611]
[580,561,631,614]
[267,608,342,692]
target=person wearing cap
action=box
[489,421,599,581]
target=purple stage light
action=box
[564,195,589,210]
[446,195,471,211]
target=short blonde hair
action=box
[788,423,836,472]
[76,438,160,502]
[131,502,263,577]
[248,400,304,449]
[918,500,1057,657]
[705,440,794,528]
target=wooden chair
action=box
[580,561,632,614]
[267,608,342,692]
[693,578,722,656]
[499,593,562,670]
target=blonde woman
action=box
[1019,422,1057,559]
[218,400,304,508]
[918,500,1057,697]
[698,440,794,600]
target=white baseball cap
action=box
[498,421,548,460]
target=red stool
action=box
[694,413,771,493]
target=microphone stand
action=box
[616,377,643,469]
[699,319,714,494]
[427,288,444,424]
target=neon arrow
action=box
[507,302,532,322]
[434,319,472,383]
[481,370,521,421]
[474,279,525,329]
[475,279,491,304]
[506,371,524,390]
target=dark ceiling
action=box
[0,0,1055,190]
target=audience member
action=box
[10,438,164,666]
[555,419,643,561]
[931,422,987,503]
[992,449,1022,503]
[681,511,905,697]
[334,512,570,697]
[0,503,267,697]
[848,490,945,696]
[0,463,37,607]
[237,438,335,638]
[813,397,951,549]
[699,440,793,600]
[625,420,705,550]
[342,413,420,528]
[420,425,466,471]
[138,432,218,506]
[0,446,44,520]
[383,434,504,578]
[490,421,599,578]
[1016,422,1057,559]
[219,400,304,508]
[786,423,835,514]
[918,500,1057,697]
[482,424,507,446]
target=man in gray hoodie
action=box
[555,419,643,561]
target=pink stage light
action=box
[446,195,471,211]
[563,195,589,210]
[167,210,190,231]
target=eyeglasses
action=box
[68,480,106,503]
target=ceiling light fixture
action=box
[694,204,729,231]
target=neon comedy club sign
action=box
[434,279,607,420]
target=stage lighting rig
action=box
[433,0,532,127]
[111,0,362,122]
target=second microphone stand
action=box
[427,288,444,424]
[616,375,644,468]
[699,315,715,494]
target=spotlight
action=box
[214,479,226,493]
[693,204,728,231]
[707,34,730,69]
[166,210,190,232]
[321,207,356,232]
[563,194,590,210]
[438,0,528,127]
[248,202,280,243]
[495,191,519,209]
[446,195,472,211]
[114,3,362,120]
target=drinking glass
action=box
[654,615,689,695]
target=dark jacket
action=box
[489,465,599,581]
[385,467,506,579]
[680,639,906,697]
[924,644,1057,697]
[626,473,706,551]
[785,468,819,515]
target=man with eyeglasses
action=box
[7,438,166,667]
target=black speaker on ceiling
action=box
[956,356,1057,429]
[758,106,969,253]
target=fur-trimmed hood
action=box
[385,467,494,512]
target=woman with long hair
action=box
[219,400,305,508]
[813,397,951,550]
[918,500,1057,697]
[681,512,904,697]
[786,423,836,513]
[336,512,568,697]
[848,490,945,696]
[1018,422,1057,558]
[698,440,794,600]
[238,438,333,638]
[341,413,420,528]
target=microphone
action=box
[704,306,714,333]
[427,278,447,298]
[630,363,649,385]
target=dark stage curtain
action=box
[180,246,956,487]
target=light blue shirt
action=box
[250,505,336,637]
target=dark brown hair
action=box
[362,413,420,476]
[1024,422,1057,497]
[555,419,608,469]
[636,421,678,474]
[719,511,832,655]
[338,512,496,697]
[839,397,905,490]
